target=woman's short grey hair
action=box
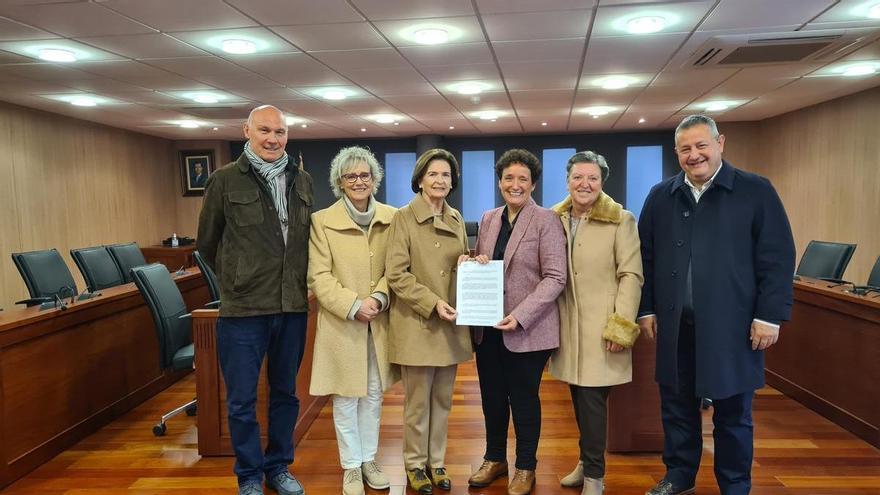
[566,150,610,182]
[675,114,720,140]
[328,146,384,198]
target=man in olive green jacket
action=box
[197,105,313,495]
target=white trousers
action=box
[333,332,384,469]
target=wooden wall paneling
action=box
[754,87,880,284]
[0,102,179,308]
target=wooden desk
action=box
[0,270,210,489]
[607,335,663,452]
[766,278,880,447]
[142,244,197,270]
[191,296,328,456]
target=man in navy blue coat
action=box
[638,115,795,495]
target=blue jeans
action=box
[216,313,307,485]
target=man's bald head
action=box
[244,105,288,162]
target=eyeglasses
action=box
[342,172,373,184]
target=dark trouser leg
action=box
[660,319,701,489]
[712,392,754,495]
[569,385,610,478]
[263,312,307,477]
[216,315,270,484]
[475,328,510,462]
[505,346,552,471]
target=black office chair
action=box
[795,240,856,281]
[11,248,78,307]
[70,246,125,292]
[867,256,880,288]
[131,263,197,436]
[192,250,220,308]
[107,242,148,283]
[465,221,479,250]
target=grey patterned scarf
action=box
[244,141,289,225]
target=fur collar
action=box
[551,191,623,224]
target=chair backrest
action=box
[795,240,857,280]
[192,250,220,301]
[107,242,148,283]
[70,246,124,292]
[11,248,78,303]
[131,263,191,370]
[465,221,479,250]
[867,255,880,288]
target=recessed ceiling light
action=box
[449,81,490,95]
[626,15,667,34]
[300,124,307,128]
[69,96,98,107]
[190,93,220,104]
[316,88,352,101]
[285,116,305,126]
[840,63,878,77]
[868,2,880,18]
[393,122,399,126]
[373,114,397,124]
[38,48,77,63]
[413,28,449,45]
[449,126,455,130]
[212,127,219,131]
[541,122,548,126]
[594,75,637,90]
[582,106,614,117]
[704,102,730,112]
[178,120,201,128]
[638,117,646,124]
[473,110,502,120]
[221,39,257,54]
[361,128,366,132]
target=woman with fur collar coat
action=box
[548,151,644,495]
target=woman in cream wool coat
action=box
[548,151,643,495]
[308,146,400,495]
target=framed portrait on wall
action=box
[180,150,215,196]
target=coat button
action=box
[434,241,441,248]
[672,270,678,278]
[440,270,446,276]
[370,281,375,288]
[676,240,684,247]
[682,211,690,218]
[668,304,674,310]
[369,251,374,257]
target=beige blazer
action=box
[548,192,644,387]
[386,194,472,366]
[307,199,400,397]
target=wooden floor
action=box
[4,361,879,494]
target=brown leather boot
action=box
[468,460,508,487]
[507,469,535,495]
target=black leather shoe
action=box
[429,467,451,490]
[645,478,695,495]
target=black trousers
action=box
[476,328,552,470]
[569,385,611,478]
[660,319,754,495]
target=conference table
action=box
[0,269,210,489]
[766,277,880,447]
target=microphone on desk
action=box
[174,265,186,276]
[53,294,68,311]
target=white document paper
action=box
[455,260,504,326]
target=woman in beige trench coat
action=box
[308,146,400,495]
[548,151,644,495]
[385,148,471,495]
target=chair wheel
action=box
[153,423,167,436]
[185,404,197,416]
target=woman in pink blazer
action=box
[464,149,567,495]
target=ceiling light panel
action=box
[170,28,298,57]
[0,40,122,63]
[591,1,712,37]
[373,17,483,47]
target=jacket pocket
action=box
[295,187,313,226]
[228,189,263,227]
